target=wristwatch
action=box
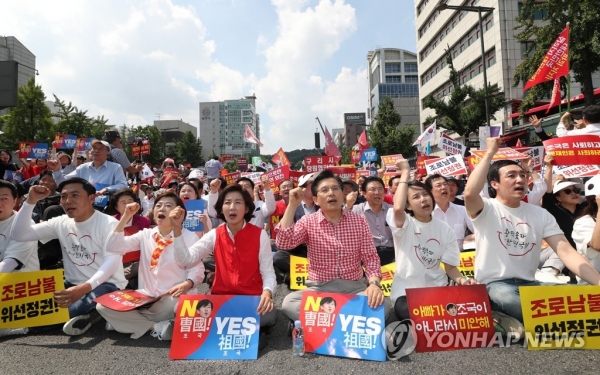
[369,280,382,289]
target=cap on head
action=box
[91,139,111,150]
[298,173,315,187]
[103,130,121,143]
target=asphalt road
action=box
[1,284,598,375]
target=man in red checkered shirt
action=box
[276,170,388,322]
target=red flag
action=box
[523,24,569,91]
[243,124,263,147]
[515,139,523,148]
[358,130,369,149]
[323,126,342,159]
[545,78,561,114]
[271,147,291,167]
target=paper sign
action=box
[360,148,378,163]
[304,156,337,173]
[76,137,95,151]
[514,146,545,171]
[220,154,236,163]
[552,164,600,178]
[327,166,357,181]
[289,171,305,187]
[424,155,468,177]
[382,172,400,188]
[241,172,263,183]
[441,251,475,278]
[170,295,260,360]
[131,140,150,156]
[53,134,78,149]
[350,148,363,164]
[416,156,437,176]
[381,154,404,166]
[520,285,600,350]
[300,292,386,361]
[183,199,206,232]
[223,172,241,186]
[252,156,262,167]
[237,158,248,171]
[93,289,161,311]
[18,142,48,159]
[93,183,110,207]
[438,134,466,156]
[543,135,600,165]
[264,166,290,190]
[407,285,495,352]
[470,148,529,161]
[355,170,370,180]
[0,270,70,328]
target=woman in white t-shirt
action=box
[572,176,600,283]
[386,160,476,321]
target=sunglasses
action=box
[562,187,581,195]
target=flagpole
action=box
[566,22,571,112]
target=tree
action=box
[51,94,109,138]
[368,96,417,159]
[514,0,600,110]
[423,51,507,141]
[128,125,165,165]
[177,131,204,167]
[338,144,351,165]
[0,78,54,150]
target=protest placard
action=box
[18,142,48,159]
[53,134,78,149]
[183,199,206,232]
[470,148,529,161]
[424,155,468,176]
[543,135,600,165]
[93,290,161,311]
[304,156,337,173]
[438,134,466,156]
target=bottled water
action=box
[292,320,305,356]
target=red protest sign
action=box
[514,146,545,171]
[289,170,305,187]
[424,155,468,177]
[381,154,404,166]
[223,171,241,185]
[350,148,363,164]
[303,156,338,173]
[271,147,291,167]
[327,166,356,181]
[543,135,600,165]
[264,165,290,191]
[470,148,529,161]
[131,140,150,156]
[237,157,248,171]
[407,285,495,352]
[416,156,437,176]
[93,290,161,311]
[220,153,235,163]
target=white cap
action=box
[298,173,315,187]
[585,175,600,196]
[552,180,583,194]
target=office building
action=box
[367,48,420,126]
[199,95,260,162]
[0,36,36,88]
[154,119,197,149]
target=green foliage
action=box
[51,94,109,139]
[337,144,352,165]
[224,160,238,173]
[0,78,54,150]
[423,51,507,139]
[514,0,600,110]
[176,131,204,167]
[369,96,417,159]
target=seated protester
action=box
[171,184,277,349]
[0,180,39,338]
[56,152,76,174]
[0,149,20,181]
[48,140,128,196]
[97,192,205,340]
[273,173,318,283]
[388,161,474,321]
[10,178,127,335]
[464,137,600,324]
[276,170,388,323]
[446,176,465,206]
[425,174,474,251]
[342,179,366,207]
[384,175,402,205]
[347,176,395,265]
[109,189,152,289]
[31,170,60,223]
[572,175,600,284]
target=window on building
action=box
[385,63,401,73]
[386,76,402,83]
[404,62,418,72]
[405,75,418,83]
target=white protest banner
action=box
[552,164,600,179]
[438,134,466,156]
[424,155,468,176]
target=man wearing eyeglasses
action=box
[276,170,388,323]
[347,176,394,265]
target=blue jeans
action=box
[486,279,548,323]
[64,281,118,318]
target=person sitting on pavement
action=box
[276,169,388,324]
[0,180,40,338]
[176,181,211,238]
[347,176,395,265]
[463,137,600,324]
[572,175,600,284]
[55,152,76,174]
[10,178,127,335]
[388,160,474,321]
[425,174,474,252]
[171,184,277,349]
[272,173,318,284]
[97,192,205,341]
[48,140,128,197]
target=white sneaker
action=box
[105,322,115,331]
[0,328,28,338]
[150,320,174,341]
[63,311,102,336]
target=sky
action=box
[1,0,417,154]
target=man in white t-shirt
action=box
[11,177,127,335]
[464,137,600,322]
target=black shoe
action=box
[63,310,102,336]
[286,320,294,337]
[258,331,269,351]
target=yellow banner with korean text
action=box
[290,255,394,297]
[520,285,600,350]
[0,270,70,329]
[441,251,475,279]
